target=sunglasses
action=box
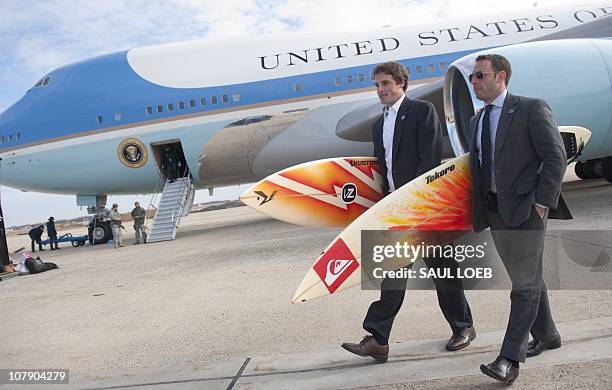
[468,71,495,82]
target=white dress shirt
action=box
[476,89,507,193]
[382,94,406,192]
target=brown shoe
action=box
[341,335,389,363]
[445,326,476,351]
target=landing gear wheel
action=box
[593,160,603,178]
[90,222,112,245]
[72,241,79,247]
[575,162,588,179]
[582,161,596,179]
[602,157,612,183]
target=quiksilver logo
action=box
[426,165,455,184]
[325,259,355,287]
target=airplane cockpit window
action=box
[32,75,51,89]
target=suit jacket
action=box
[372,98,442,194]
[468,92,567,232]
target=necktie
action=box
[479,104,493,196]
[383,106,389,120]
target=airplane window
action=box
[358,74,365,82]
[146,106,153,115]
[370,72,375,81]
[42,77,50,86]
[347,75,354,84]
[406,67,411,75]
[179,101,185,109]
[439,62,446,70]
[16,132,20,141]
[222,94,229,103]
[211,96,218,104]
[189,99,196,108]
[157,105,163,113]
[428,64,435,72]
[416,66,423,73]
[97,116,103,124]
[114,112,121,121]
[200,98,206,106]
[168,103,174,111]
[294,84,301,92]
[0,136,3,144]
[233,93,240,101]
[8,134,12,142]
[335,77,342,86]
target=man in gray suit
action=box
[468,54,566,384]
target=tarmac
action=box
[1,170,611,389]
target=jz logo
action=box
[341,183,357,204]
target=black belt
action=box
[484,191,498,212]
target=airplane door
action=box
[150,140,190,181]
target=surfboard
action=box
[291,126,591,303]
[240,157,384,227]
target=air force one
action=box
[1,2,611,243]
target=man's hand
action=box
[535,204,547,219]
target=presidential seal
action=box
[117,138,148,168]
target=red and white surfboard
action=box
[240,157,384,227]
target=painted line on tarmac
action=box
[227,358,251,389]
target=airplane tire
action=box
[90,221,112,245]
[575,162,588,179]
[592,159,603,178]
[602,157,612,183]
[582,161,596,179]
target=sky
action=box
[0,0,579,226]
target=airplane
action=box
[0,1,611,244]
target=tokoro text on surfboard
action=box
[426,164,455,184]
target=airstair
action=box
[146,175,194,243]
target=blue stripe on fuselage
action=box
[0,48,482,152]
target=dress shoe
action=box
[480,356,519,384]
[527,335,561,357]
[341,335,389,363]
[445,326,476,351]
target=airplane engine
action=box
[443,38,612,182]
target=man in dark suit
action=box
[468,54,566,384]
[341,61,474,363]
